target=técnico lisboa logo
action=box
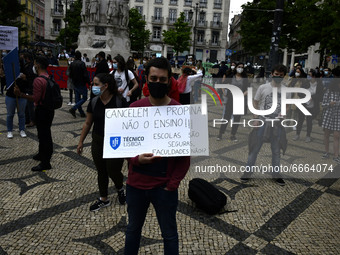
[110,136,121,150]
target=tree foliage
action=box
[239,0,340,55]
[128,8,151,53]
[56,0,82,49]
[162,12,192,56]
[0,0,28,47]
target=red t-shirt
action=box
[33,73,49,106]
[127,97,190,191]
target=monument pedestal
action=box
[77,0,131,60]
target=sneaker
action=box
[90,198,111,212]
[275,178,285,186]
[67,102,72,106]
[305,136,311,143]
[71,102,76,106]
[7,132,13,139]
[230,135,238,141]
[334,157,340,164]
[118,189,126,205]
[69,108,76,118]
[322,152,330,159]
[31,163,52,172]
[292,134,300,141]
[20,130,27,138]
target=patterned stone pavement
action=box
[0,89,339,255]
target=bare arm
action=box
[77,113,94,154]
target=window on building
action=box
[170,0,178,5]
[153,26,161,40]
[197,30,205,42]
[184,10,190,22]
[136,6,143,15]
[198,12,205,25]
[31,3,33,14]
[155,0,162,3]
[55,0,62,12]
[25,0,28,8]
[135,0,143,2]
[199,0,208,8]
[212,31,219,44]
[31,20,33,30]
[214,0,222,9]
[154,8,162,20]
[184,0,192,6]
[169,9,177,23]
[213,13,221,25]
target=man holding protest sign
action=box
[124,57,190,255]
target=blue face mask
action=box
[112,63,118,69]
[307,75,312,80]
[92,86,102,96]
[324,71,329,76]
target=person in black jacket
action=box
[95,51,109,75]
[68,51,90,118]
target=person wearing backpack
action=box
[76,73,128,211]
[14,56,55,171]
[111,55,138,104]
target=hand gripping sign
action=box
[103,105,209,158]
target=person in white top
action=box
[177,67,203,104]
[110,55,138,103]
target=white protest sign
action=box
[103,104,209,158]
[0,26,19,51]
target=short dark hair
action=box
[35,56,49,70]
[98,51,105,59]
[272,64,287,75]
[75,51,81,60]
[145,57,172,78]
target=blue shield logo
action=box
[110,137,121,150]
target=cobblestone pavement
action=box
[0,90,339,255]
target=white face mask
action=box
[32,65,37,74]
[295,72,300,77]
[236,67,243,74]
[143,60,147,64]
[231,66,235,70]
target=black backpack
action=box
[188,178,227,215]
[40,75,63,109]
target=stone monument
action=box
[77,0,131,60]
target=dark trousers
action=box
[296,108,313,137]
[91,133,124,197]
[218,103,241,137]
[125,184,179,255]
[35,106,54,165]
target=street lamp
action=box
[189,3,205,58]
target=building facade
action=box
[20,0,36,43]
[129,0,230,62]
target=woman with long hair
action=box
[77,73,128,211]
[217,62,249,141]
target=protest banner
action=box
[103,104,209,158]
[3,47,20,89]
[47,66,96,88]
[0,26,18,51]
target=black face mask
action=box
[148,82,169,99]
[272,75,284,85]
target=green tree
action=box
[162,12,192,57]
[239,0,340,56]
[128,8,151,54]
[0,0,28,47]
[56,0,82,49]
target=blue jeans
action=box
[125,184,179,255]
[72,85,87,114]
[245,124,281,178]
[6,96,27,132]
